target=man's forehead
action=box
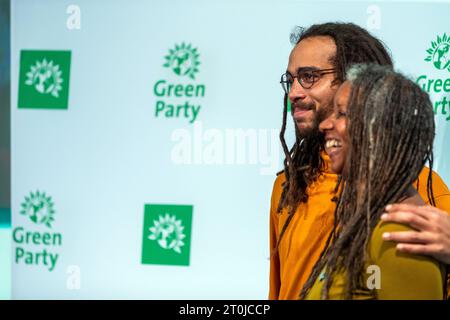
[287,36,336,72]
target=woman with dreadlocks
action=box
[301,64,446,300]
[270,22,450,300]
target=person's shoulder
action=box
[368,217,414,261]
[270,172,286,213]
[372,196,422,240]
[416,167,450,203]
[417,167,449,192]
[368,218,444,299]
[372,220,412,240]
[273,171,286,191]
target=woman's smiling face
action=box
[319,81,352,175]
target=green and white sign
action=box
[11,0,450,299]
[18,50,71,109]
[416,33,450,121]
[425,33,450,71]
[19,191,55,227]
[153,43,205,124]
[163,42,200,79]
[141,204,193,266]
[12,191,62,272]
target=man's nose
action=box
[288,78,307,102]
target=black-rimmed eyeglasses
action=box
[280,68,336,94]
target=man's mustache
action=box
[291,101,316,112]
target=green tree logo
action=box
[148,213,186,254]
[141,204,193,266]
[20,191,55,228]
[163,43,200,79]
[425,33,450,71]
[18,50,71,109]
[25,59,64,97]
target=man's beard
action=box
[295,101,332,140]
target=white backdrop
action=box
[10,0,450,299]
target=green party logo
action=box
[18,50,71,109]
[148,213,186,254]
[416,33,450,121]
[163,43,200,79]
[20,191,55,228]
[424,33,450,72]
[13,191,63,272]
[153,43,205,124]
[141,204,193,266]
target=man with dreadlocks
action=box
[302,64,444,299]
[269,22,450,300]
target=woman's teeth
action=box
[325,139,342,149]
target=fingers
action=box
[382,230,432,244]
[395,243,439,256]
[381,211,430,231]
[382,204,450,265]
[384,203,441,220]
[394,243,450,264]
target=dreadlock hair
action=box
[274,22,394,257]
[300,64,436,300]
